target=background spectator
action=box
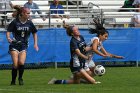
[132,0,140,8]
[24,0,45,21]
[49,0,65,18]
[119,0,134,12]
[133,4,140,27]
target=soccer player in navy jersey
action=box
[6,7,39,85]
[48,21,100,84]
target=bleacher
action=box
[103,11,135,27]
[11,0,50,11]
[81,0,136,27]
[82,0,124,9]
[0,0,92,28]
[0,0,138,28]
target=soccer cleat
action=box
[10,81,16,85]
[48,78,56,84]
[95,81,101,84]
[18,78,24,85]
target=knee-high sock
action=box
[18,65,24,79]
[12,68,17,82]
[54,80,67,84]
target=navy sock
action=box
[54,80,67,84]
[18,65,24,79]
[12,68,17,82]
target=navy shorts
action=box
[70,61,85,74]
[70,66,83,74]
[9,43,28,53]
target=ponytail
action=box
[89,19,109,36]
[63,21,74,36]
[12,5,21,18]
[12,6,29,18]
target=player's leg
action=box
[54,79,74,84]
[68,68,97,84]
[18,50,26,85]
[79,69,96,84]
[50,73,81,84]
[10,50,19,85]
[85,60,96,76]
[48,67,81,84]
[51,70,97,84]
[68,60,96,84]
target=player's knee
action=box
[13,65,18,69]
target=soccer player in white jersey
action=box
[84,29,124,76]
[84,19,124,76]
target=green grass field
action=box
[0,67,140,93]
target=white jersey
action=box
[87,37,103,56]
[84,37,103,71]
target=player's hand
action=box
[34,45,39,51]
[7,38,13,43]
[87,55,92,60]
[114,56,124,59]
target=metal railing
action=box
[2,0,140,29]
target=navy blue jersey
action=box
[70,35,86,68]
[7,18,37,45]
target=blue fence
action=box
[0,28,140,64]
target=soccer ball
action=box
[94,65,105,76]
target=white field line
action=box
[0,88,75,93]
[0,88,111,93]
[0,88,17,92]
[0,88,73,93]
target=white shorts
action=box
[84,59,95,71]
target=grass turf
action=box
[0,67,140,93]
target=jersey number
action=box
[21,32,25,37]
